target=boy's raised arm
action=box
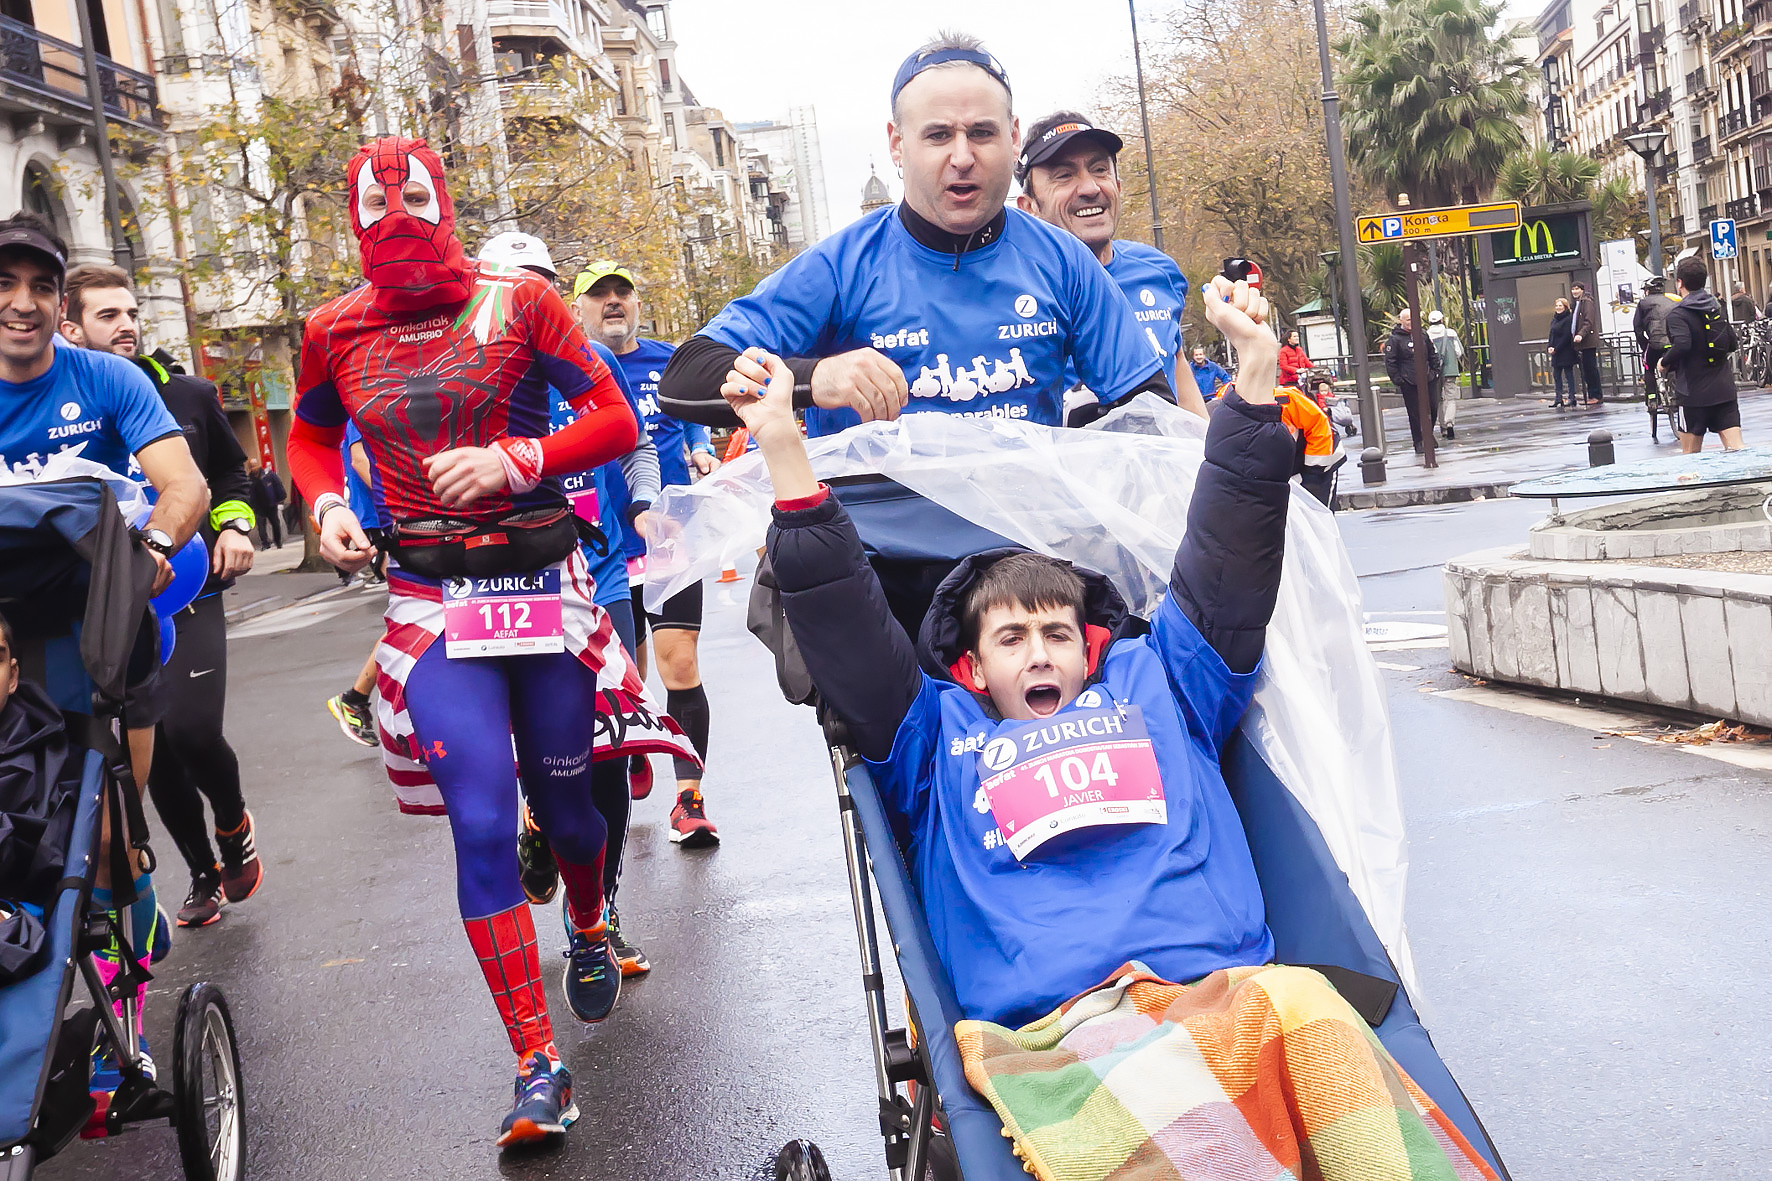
[725,351,923,762]
[1168,278,1297,676]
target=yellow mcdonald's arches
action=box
[1513,220,1553,256]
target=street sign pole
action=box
[1406,242,1437,469]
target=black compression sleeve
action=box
[658,334,820,427]
[1103,367,1174,409]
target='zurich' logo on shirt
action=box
[59,401,81,420]
[1140,289,1156,307]
[1013,294,1038,318]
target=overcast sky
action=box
[669,0,1188,233]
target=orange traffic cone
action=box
[717,560,743,583]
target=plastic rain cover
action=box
[0,448,153,520]
[644,396,1416,995]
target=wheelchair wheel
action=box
[773,1139,831,1181]
[172,982,244,1181]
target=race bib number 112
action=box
[442,568,566,658]
[976,705,1165,860]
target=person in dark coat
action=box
[1547,297,1577,408]
[1568,281,1604,406]
[248,464,284,549]
[1632,278,1680,437]
[1382,308,1442,453]
[1660,258,1744,453]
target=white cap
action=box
[1427,309,1444,324]
[479,231,557,278]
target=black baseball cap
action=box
[1017,118,1124,183]
[0,224,66,277]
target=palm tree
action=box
[1495,147,1602,206]
[1339,0,1535,206]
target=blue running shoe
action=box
[560,905,621,1024]
[496,1051,578,1147]
[90,1033,156,1094]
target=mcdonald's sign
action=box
[1491,213,1583,267]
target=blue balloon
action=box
[125,502,208,659]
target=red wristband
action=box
[775,484,830,512]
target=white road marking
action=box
[1436,684,1772,773]
[228,596,363,639]
[1363,621,1448,644]
[1373,661,1423,672]
[1368,639,1450,652]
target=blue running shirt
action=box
[1102,240,1187,392]
[552,339,641,607]
[0,342,180,480]
[611,339,711,488]
[701,207,1164,437]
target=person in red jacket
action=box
[1278,329,1312,389]
[285,137,696,1148]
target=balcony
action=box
[1694,134,1714,161]
[1679,0,1712,26]
[1687,64,1711,94]
[1728,195,1759,220]
[1646,87,1673,115]
[0,15,159,132]
[1722,107,1751,138]
[1701,203,1720,222]
[1668,213,1687,235]
[1713,20,1748,51]
[1751,0,1772,25]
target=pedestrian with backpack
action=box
[1660,258,1744,453]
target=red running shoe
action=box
[627,754,653,801]
[669,788,719,848]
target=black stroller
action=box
[0,478,244,1180]
[764,477,1510,1181]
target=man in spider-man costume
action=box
[285,136,699,1148]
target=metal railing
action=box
[1694,133,1714,161]
[1688,64,1711,93]
[1668,213,1688,234]
[1680,0,1709,24]
[1729,194,1759,219]
[1723,107,1751,137]
[1523,332,1646,398]
[0,14,159,130]
[1700,202,1720,222]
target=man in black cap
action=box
[656,32,1174,432]
[1015,110,1205,419]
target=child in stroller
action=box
[728,277,1498,1180]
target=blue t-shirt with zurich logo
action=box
[0,341,180,480]
[700,205,1164,438]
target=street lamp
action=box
[1309,0,1379,447]
[1623,127,1669,282]
[1128,0,1165,251]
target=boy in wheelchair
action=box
[721,277,1496,1179]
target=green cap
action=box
[571,261,638,299]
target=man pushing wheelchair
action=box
[720,274,1498,1181]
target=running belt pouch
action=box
[390,509,580,579]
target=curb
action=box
[224,581,360,626]
[1335,480,1515,510]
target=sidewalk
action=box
[221,538,355,624]
[1334,384,1772,509]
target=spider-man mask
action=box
[347,137,473,313]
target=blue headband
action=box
[890,47,1012,106]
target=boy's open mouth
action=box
[1024,684,1062,716]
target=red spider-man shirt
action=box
[289,262,634,523]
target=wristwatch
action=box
[141,527,175,559]
[218,518,253,536]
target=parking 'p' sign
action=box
[1712,218,1738,260]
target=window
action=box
[22,164,69,242]
[659,56,671,91]
[665,112,677,148]
[615,66,627,115]
[646,7,667,40]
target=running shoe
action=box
[326,692,378,747]
[627,754,653,801]
[669,788,720,848]
[517,799,559,905]
[177,870,223,928]
[89,1033,156,1094]
[560,911,621,1023]
[496,1051,578,1147]
[607,908,650,977]
[216,812,263,904]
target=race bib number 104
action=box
[976,706,1166,860]
[442,568,566,658]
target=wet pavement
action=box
[37,496,1772,1180]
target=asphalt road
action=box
[38,496,1772,1180]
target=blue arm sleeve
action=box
[687,422,713,455]
[1150,598,1261,751]
[700,249,844,357]
[1069,244,1164,401]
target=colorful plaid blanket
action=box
[956,964,1498,1181]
